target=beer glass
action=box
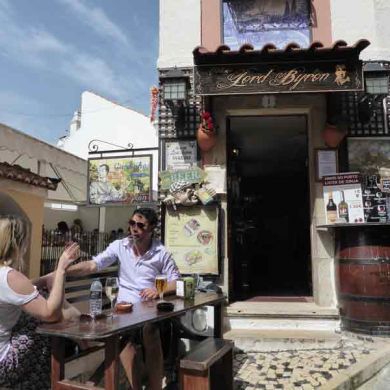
[155,275,168,300]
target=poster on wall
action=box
[88,155,152,205]
[164,206,219,275]
[223,0,310,49]
[165,140,197,170]
[322,173,364,224]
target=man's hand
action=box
[139,288,158,300]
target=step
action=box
[224,328,342,352]
[227,302,339,319]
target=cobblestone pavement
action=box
[233,334,384,389]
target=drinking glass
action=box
[105,277,119,315]
[155,275,168,301]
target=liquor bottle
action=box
[338,191,349,223]
[326,192,337,223]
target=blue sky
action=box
[0,0,159,145]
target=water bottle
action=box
[89,279,103,317]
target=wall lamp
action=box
[358,62,390,123]
[161,68,190,119]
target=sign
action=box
[194,61,363,95]
[315,149,338,182]
[88,155,152,205]
[164,206,219,275]
[165,140,197,170]
[159,167,206,191]
[380,177,390,194]
[322,173,364,224]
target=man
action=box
[89,164,124,205]
[66,207,180,389]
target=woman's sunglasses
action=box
[129,220,147,230]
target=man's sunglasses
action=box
[129,220,147,230]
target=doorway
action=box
[227,115,312,301]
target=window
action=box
[223,0,311,49]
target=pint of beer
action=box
[155,275,168,300]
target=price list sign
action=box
[323,173,364,224]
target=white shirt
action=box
[93,238,180,303]
[0,266,39,361]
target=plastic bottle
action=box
[89,279,103,317]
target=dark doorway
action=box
[227,115,312,301]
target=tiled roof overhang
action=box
[0,162,61,190]
[193,40,370,65]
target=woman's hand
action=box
[140,288,159,300]
[57,242,80,272]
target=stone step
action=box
[227,301,339,319]
[224,328,342,352]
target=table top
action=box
[37,292,225,340]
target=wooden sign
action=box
[159,167,206,191]
[194,61,363,95]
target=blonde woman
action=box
[0,215,79,389]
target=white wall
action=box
[58,91,159,194]
[331,0,390,61]
[158,0,201,69]
[43,206,99,231]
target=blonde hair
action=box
[0,215,28,269]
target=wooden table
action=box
[37,292,225,390]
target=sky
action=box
[0,0,159,145]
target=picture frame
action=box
[87,155,152,206]
[315,148,338,182]
[162,205,220,276]
[347,137,390,176]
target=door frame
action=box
[225,111,313,301]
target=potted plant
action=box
[197,111,217,152]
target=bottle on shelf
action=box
[90,279,103,317]
[326,192,337,223]
[337,191,349,223]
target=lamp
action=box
[358,63,390,123]
[161,68,189,124]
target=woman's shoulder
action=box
[6,269,35,296]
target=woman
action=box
[0,215,79,389]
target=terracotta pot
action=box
[197,124,216,152]
[322,123,346,148]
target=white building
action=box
[158,0,390,334]
[57,91,160,233]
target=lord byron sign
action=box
[194,61,363,95]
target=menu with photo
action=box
[164,206,219,275]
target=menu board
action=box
[164,206,219,275]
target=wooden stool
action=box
[180,338,233,390]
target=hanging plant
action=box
[197,111,217,152]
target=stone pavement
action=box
[233,333,390,389]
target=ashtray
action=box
[115,302,133,313]
[157,302,174,312]
[79,313,107,322]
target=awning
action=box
[193,40,370,95]
[0,162,60,190]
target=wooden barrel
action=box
[335,226,390,335]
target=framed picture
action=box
[348,137,390,176]
[163,205,220,275]
[87,155,152,205]
[315,148,338,182]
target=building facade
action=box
[158,0,390,330]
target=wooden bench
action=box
[180,338,234,390]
